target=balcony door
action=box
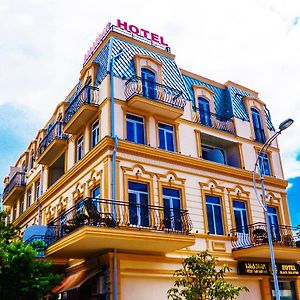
[198,97,212,126]
[141,68,156,100]
[128,181,149,227]
[267,206,281,241]
[163,188,182,231]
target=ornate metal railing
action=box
[45,197,193,245]
[63,85,99,126]
[125,76,187,110]
[3,172,26,199]
[231,222,297,250]
[37,121,68,158]
[192,109,235,135]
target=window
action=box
[20,198,24,214]
[126,114,145,144]
[267,206,280,241]
[59,212,66,237]
[163,188,182,231]
[258,153,271,176]
[233,200,249,233]
[128,181,149,227]
[141,68,156,99]
[251,108,266,143]
[91,186,101,211]
[35,180,40,201]
[13,204,17,221]
[91,120,100,148]
[29,150,34,170]
[205,195,224,235]
[75,199,84,215]
[7,212,11,224]
[198,97,212,126]
[27,189,32,208]
[158,123,176,152]
[77,136,84,161]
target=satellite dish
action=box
[23,225,47,242]
[206,149,225,164]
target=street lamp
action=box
[253,118,293,300]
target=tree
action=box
[0,211,61,300]
[167,251,249,300]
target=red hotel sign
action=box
[84,19,168,64]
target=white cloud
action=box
[0,0,300,178]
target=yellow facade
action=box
[2,24,299,300]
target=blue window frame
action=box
[258,153,271,176]
[206,195,224,235]
[128,181,149,227]
[141,68,156,99]
[126,114,145,144]
[267,206,281,241]
[158,123,176,152]
[91,186,101,211]
[251,108,266,143]
[77,136,84,161]
[198,97,212,126]
[163,188,182,231]
[91,120,100,148]
[233,200,249,233]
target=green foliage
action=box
[0,211,61,300]
[167,251,249,300]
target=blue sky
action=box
[0,0,300,225]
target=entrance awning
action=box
[52,267,101,294]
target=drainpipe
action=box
[108,48,123,300]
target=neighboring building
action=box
[2,20,300,300]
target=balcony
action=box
[36,121,68,165]
[231,222,300,260]
[45,197,194,258]
[63,86,99,134]
[3,172,26,206]
[192,109,235,135]
[125,76,187,119]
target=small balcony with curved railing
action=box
[63,85,99,134]
[36,121,68,165]
[230,222,300,260]
[192,109,235,135]
[44,197,194,258]
[3,172,26,206]
[125,76,187,120]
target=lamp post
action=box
[253,118,293,300]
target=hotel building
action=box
[2,20,300,300]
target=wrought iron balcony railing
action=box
[63,85,99,126]
[192,109,235,135]
[45,197,192,245]
[231,222,297,250]
[3,172,26,199]
[125,76,187,110]
[37,121,68,159]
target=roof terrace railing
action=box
[125,76,186,110]
[3,172,26,199]
[37,121,68,158]
[231,222,297,250]
[192,109,236,135]
[45,197,192,245]
[63,85,99,126]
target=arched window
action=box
[198,97,212,126]
[141,68,156,99]
[251,108,265,143]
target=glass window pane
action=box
[159,128,165,149]
[136,123,145,144]
[206,204,215,234]
[166,131,175,151]
[126,121,134,142]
